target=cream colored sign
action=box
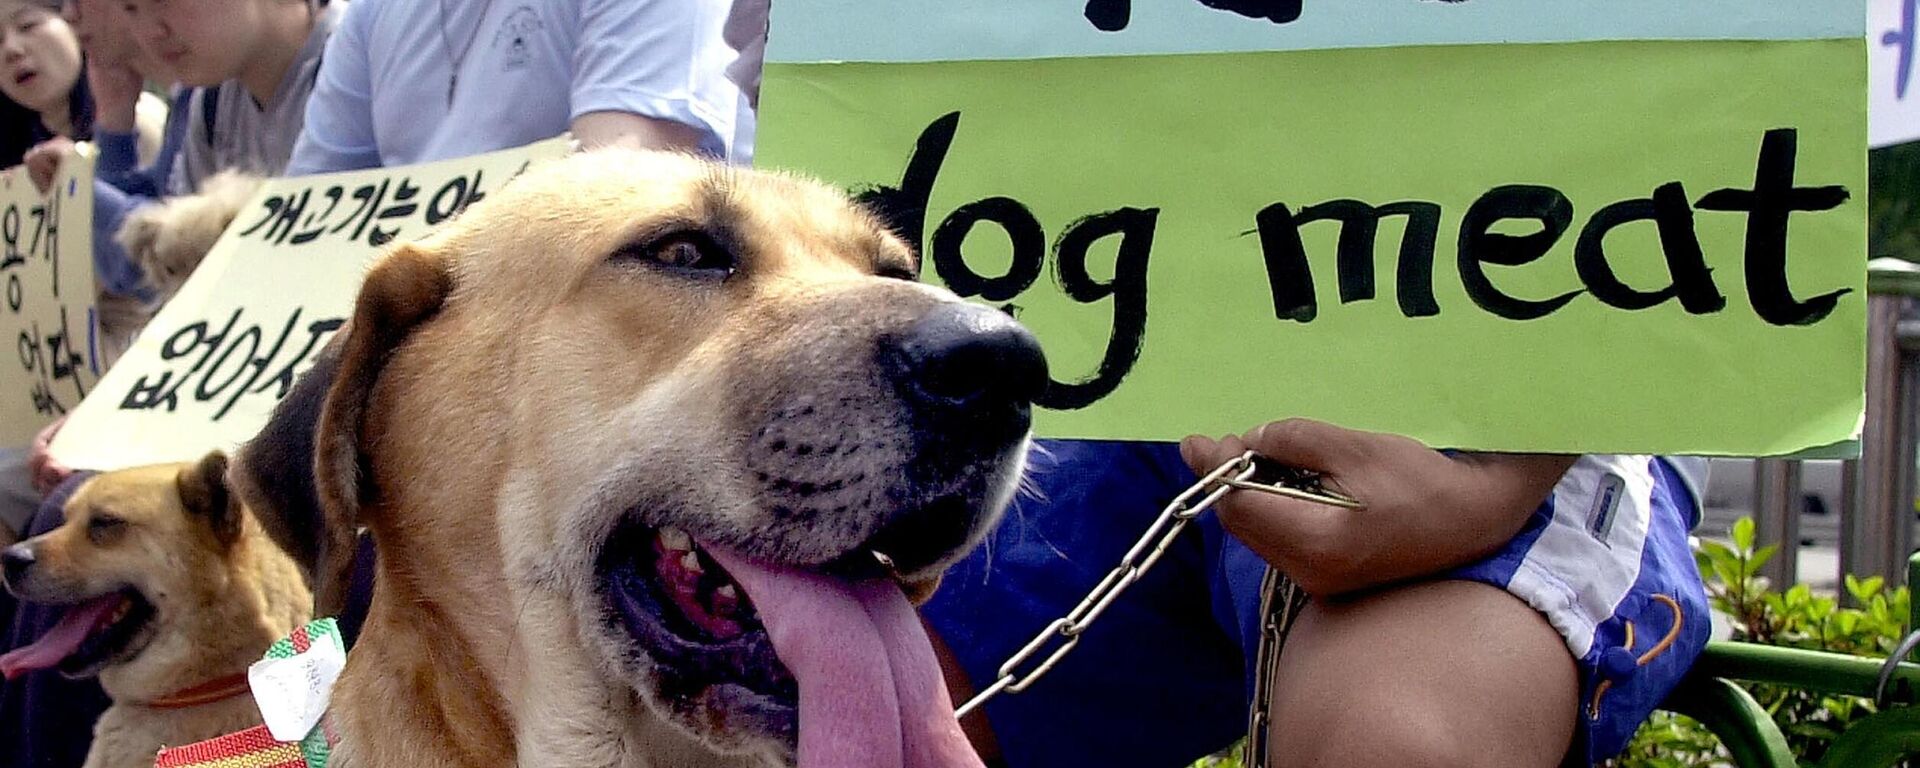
[0,154,97,446]
[51,138,570,470]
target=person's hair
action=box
[0,0,91,168]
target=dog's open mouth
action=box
[0,590,155,680]
[600,523,798,742]
[598,521,984,768]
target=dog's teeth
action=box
[715,585,736,601]
[680,551,704,574]
[658,527,692,551]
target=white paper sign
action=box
[0,155,97,446]
[50,138,570,470]
[1874,0,1920,147]
[248,627,347,741]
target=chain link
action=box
[953,450,1360,720]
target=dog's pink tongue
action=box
[0,594,121,680]
[704,546,983,768]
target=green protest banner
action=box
[756,1,1866,457]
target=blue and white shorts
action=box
[1449,454,1711,762]
[924,442,1710,767]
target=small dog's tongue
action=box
[704,546,983,768]
[0,594,122,680]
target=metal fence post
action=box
[1849,260,1920,590]
[1752,459,1800,588]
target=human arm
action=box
[1179,419,1574,597]
[284,0,381,176]
[27,416,70,496]
[84,62,149,182]
[570,0,735,155]
[723,0,768,108]
[93,88,192,197]
[570,111,706,152]
[91,182,158,302]
[90,60,145,135]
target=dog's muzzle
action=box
[848,302,1047,576]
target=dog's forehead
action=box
[67,464,183,518]
[726,169,907,266]
[436,150,901,269]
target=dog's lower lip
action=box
[599,523,797,742]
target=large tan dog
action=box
[0,452,311,768]
[231,149,1046,768]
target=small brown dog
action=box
[231,149,1045,768]
[0,452,310,768]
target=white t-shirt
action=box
[286,0,741,175]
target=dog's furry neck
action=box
[82,519,312,768]
[326,495,522,768]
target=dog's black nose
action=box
[1,544,34,588]
[886,303,1048,412]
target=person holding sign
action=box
[285,0,741,175]
[923,431,1709,767]
[20,0,177,308]
[15,0,342,496]
[0,0,145,168]
[0,0,167,545]
[116,0,337,195]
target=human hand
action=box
[87,62,144,133]
[1179,419,1573,597]
[28,416,72,496]
[22,138,73,194]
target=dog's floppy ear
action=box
[310,243,455,616]
[177,450,242,548]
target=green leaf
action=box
[1710,559,1744,596]
[1749,544,1778,576]
[1846,575,1886,606]
[1836,612,1861,638]
[1732,517,1756,552]
[1788,583,1813,606]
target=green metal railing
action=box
[1664,552,1920,767]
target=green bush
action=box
[1607,518,1913,768]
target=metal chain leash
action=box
[953,450,1363,720]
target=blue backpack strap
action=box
[198,84,221,145]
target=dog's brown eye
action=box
[615,231,734,279]
[657,239,708,270]
[87,514,126,544]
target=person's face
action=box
[62,0,154,73]
[120,0,260,86]
[0,1,81,116]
